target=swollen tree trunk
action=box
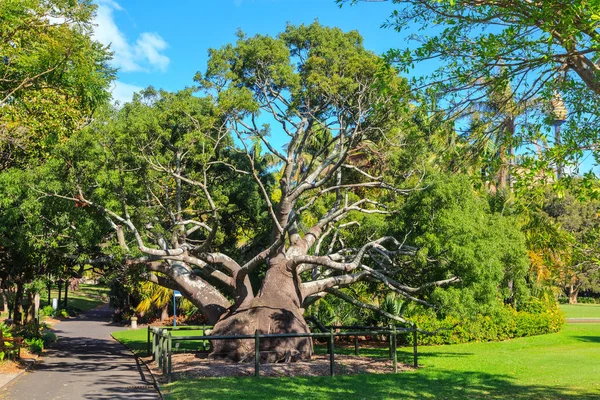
[209,253,312,362]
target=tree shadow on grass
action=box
[573,335,600,343]
[164,370,600,400]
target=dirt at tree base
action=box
[146,353,415,381]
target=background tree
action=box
[0,0,114,169]
[343,0,600,173]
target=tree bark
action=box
[1,288,7,313]
[57,280,63,308]
[160,305,169,322]
[13,282,24,325]
[63,282,69,310]
[568,284,579,304]
[209,253,312,362]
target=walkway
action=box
[0,305,158,400]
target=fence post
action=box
[388,324,393,360]
[167,332,172,380]
[413,325,418,368]
[255,329,260,378]
[329,328,335,377]
[152,329,157,361]
[392,325,397,373]
[354,335,359,356]
[147,327,151,357]
[157,332,162,369]
[162,329,168,374]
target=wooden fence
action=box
[148,324,419,380]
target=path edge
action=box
[110,333,164,400]
[0,358,36,391]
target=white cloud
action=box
[110,81,143,105]
[92,1,169,73]
[135,33,170,72]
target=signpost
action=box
[173,290,182,326]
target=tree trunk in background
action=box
[63,283,69,310]
[160,305,169,322]
[47,281,52,306]
[1,289,7,313]
[568,284,580,304]
[13,282,24,325]
[57,280,62,308]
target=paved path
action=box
[0,305,158,400]
[566,318,600,323]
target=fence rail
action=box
[148,324,419,380]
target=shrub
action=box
[57,309,69,319]
[40,305,55,317]
[406,301,564,346]
[0,323,13,361]
[42,331,57,345]
[25,338,44,355]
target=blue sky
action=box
[92,0,402,104]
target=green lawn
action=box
[560,303,600,319]
[144,323,600,400]
[40,284,109,315]
[112,327,210,356]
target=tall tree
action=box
[40,24,460,362]
[342,0,600,168]
[39,23,527,362]
[0,0,114,169]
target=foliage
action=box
[40,305,55,317]
[42,331,57,345]
[0,0,114,169]
[24,337,44,355]
[411,299,564,346]
[346,0,600,171]
[392,173,530,314]
[0,323,13,361]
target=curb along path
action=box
[0,304,158,400]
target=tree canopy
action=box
[0,0,114,169]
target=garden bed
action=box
[145,352,414,381]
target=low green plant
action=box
[25,337,44,355]
[57,309,69,318]
[40,305,55,317]
[409,299,564,345]
[42,331,57,345]
[0,323,13,361]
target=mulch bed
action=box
[146,352,414,381]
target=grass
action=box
[40,284,109,315]
[560,303,600,319]
[139,323,600,400]
[112,327,210,356]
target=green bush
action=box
[25,337,44,355]
[40,305,55,317]
[42,331,57,345]
[407,300,564,345]
[0,323,13,361]
[577,297,600,304]
[57,309,69,318]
